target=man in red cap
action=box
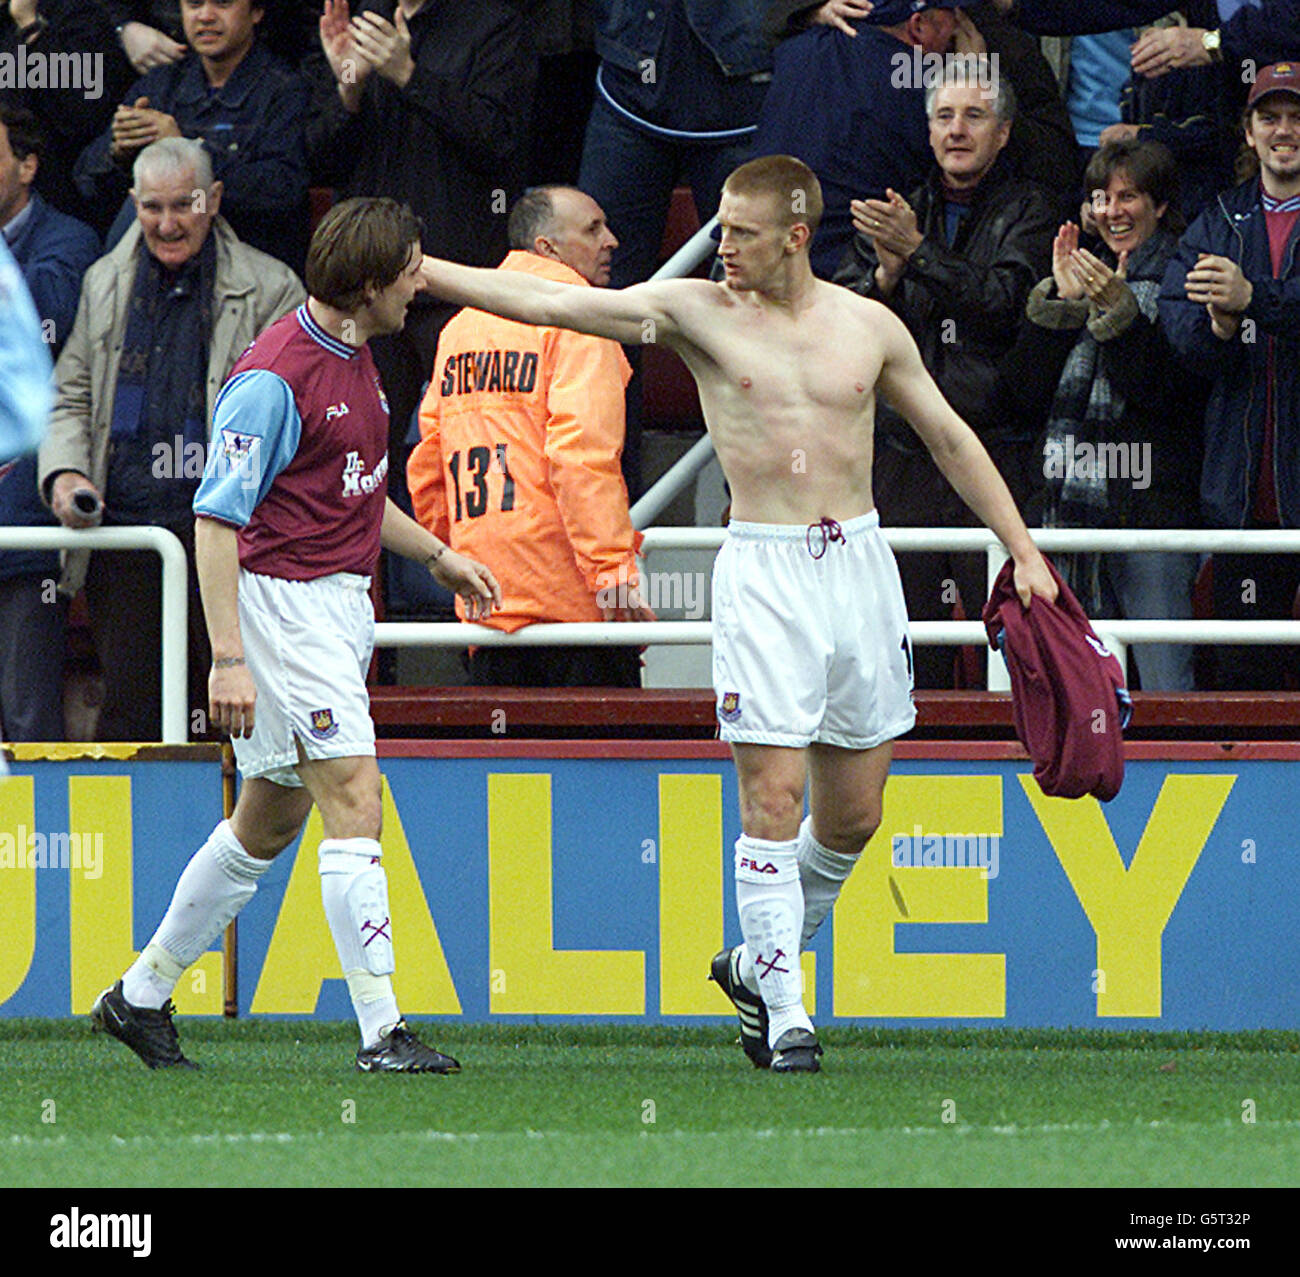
[1160,62,1300,690]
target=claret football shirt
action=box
[194,305,390,580]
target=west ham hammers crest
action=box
[310,708,339,740]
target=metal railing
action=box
[376,527,1300,694]
[0,526,189,744]
[630,433,716,530]
[9,522,1300,740]
[627,216,718,531]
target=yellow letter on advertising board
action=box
[659,773,723,1014]
[833,775,1005,1017]
[658,773,814,1015]
[0,776,36,1003]
[489,773,644,1013]
[252,778,460,1013]
[68,776,222,1014]
[1023,774,1233,1016]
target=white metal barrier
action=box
[627,216,718,531]
[10,521,1299,742]
[0,525,189,743]
[633,526,1300,687]
[376,527,1300,693]
[655,215,719,283]
[629,433,715,531]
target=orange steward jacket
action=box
[407,251,639,631]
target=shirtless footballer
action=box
[418,155,1056,1072]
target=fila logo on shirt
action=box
[341,449,389,498]
[1084,634,1114,661]
[325,402,350,421]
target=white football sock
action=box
[345,972,400,1050]
[734,834,813,1046]
[122,821,270,1009]
[798,816,861,945]
[319,838,400,1048]
[737,945,759,995]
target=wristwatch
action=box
[1201,28,1223,63]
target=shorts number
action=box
[449,444,514,521]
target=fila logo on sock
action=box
[739,857,779,875]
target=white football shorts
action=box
[712,511,916,750]
[231,569,376,786]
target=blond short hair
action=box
[723,155,824,237]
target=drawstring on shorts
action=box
[805,517,845,560]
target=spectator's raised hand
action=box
[855,189,922,259]
[1098,122,1142,147]
[118,21,188,74]
[8,0,37,30]
[810,1,874,37]
[875,237,908,273]
[952,10,987,57]
[1051,223,1086,300]
[110,97,163,159]
[1131,26,1212,80]
[129,105,181,142]
[1185,252,1253,316]
[1079,194,1100,236]
[351,7,415,89]
[320,0,370,90]
[852,194,912,294]
[1070,245,1131,311]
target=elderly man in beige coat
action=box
[39,136,303,742]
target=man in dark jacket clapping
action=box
[835,56,1055,687]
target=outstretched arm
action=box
[418,256,685,348]
[874,305,1056,607]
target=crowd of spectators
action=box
[0,0,1297,740]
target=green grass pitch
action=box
[2,1020,1297,1188]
